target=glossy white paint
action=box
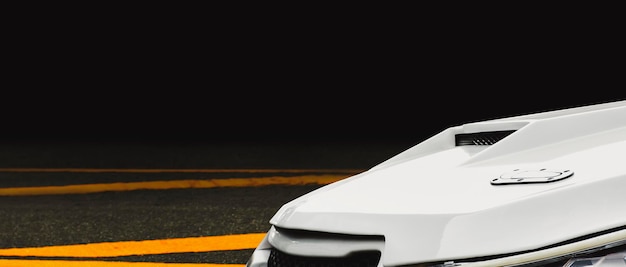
[249,100,626,267]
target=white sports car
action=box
[247,100,626,267]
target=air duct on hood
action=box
[455,130,516,146]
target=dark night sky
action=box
[4,43,624,145]
[3,85,621,145]
[4,15,624,145]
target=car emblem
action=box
[491,168,574,185]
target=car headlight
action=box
[450,229,626,267]
[561,249,626,267]
[407,229,626,267]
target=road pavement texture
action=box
[0,141,415,266]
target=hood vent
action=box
[455,130,516,146]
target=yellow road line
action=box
[0,233,266,257]
[0,259,244,267]
[0,168,363,174]
[0,175,347,196]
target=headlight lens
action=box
[427,231,626,267]
[422,244,626,267]
[560,248,625,267]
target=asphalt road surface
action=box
[0,141,414,266]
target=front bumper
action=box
[247,227,626,267]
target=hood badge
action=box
[491,168,574,185]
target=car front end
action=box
[247,101,626,267]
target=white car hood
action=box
[269,101,626,266]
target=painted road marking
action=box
[0,259,244,266]
[0,175,348,196]
[0,169,346,265]
[0,168,362,174]
[0,233,266,257]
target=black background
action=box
[0,9,624,265]
[3,11,624,146]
